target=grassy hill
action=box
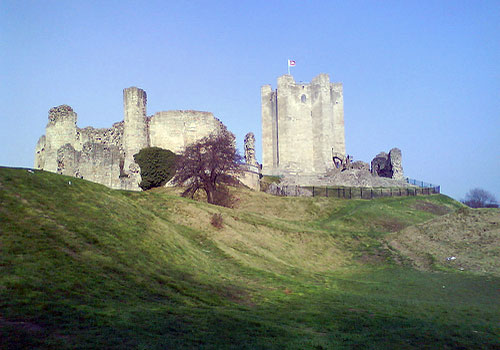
[388,207,500,274]
[1,167,499,349]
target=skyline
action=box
[1,1,499,201]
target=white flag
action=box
[288,59,296,67]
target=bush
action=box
[134,147,177,190]
[211,213,223,229]
[461,188,498,208]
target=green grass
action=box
[1,167,498,349]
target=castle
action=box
[261,73,345,176]
[260,74,405,189]
[35,87,225,191]
[35,74,404,192]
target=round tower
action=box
[123,87,148,173]
[44,105,77,172]
[45,105,77,149]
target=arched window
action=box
[301,94,307,103]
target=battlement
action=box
[277,74,296,86]
[310,73,330,85]
[275,73,333,90]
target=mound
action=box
[3,167,498,349]
[388,207,500,275]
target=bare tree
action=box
[462,188,498,208]
[173,127,243,206]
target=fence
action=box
[406,178,440,191]
[273,184,440,199]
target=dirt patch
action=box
[411,200,452,216]
[359,249,390,265]
[387,208,500,275]
[378,218,406,232]
[0,317,44,333]
[216,285,256,307]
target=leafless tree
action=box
[462,188,498,208]
[173,127,243,206]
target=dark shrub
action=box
[211,213,223,229]
[134,147,177,190]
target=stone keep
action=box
[261,74,345,176]
[35,87,224,191]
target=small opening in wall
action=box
[301,94,307,103]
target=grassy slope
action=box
[387,207,500,274]
[1,167,498,349]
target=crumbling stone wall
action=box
[39,105,78,173]
[148,110,223,154]
[238,132,260,191]
[34,135,46,170]
[371,152,392,178]
[371,148,404,180]
[56,143,123,189]
[389,148,404,180]
[244,132,257,166]
[239,164,261,191]
[35,87,224,191]
[77,122,124,152]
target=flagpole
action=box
[287,59,290,75]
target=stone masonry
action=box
[35,87,225,191]
[371,148,404,181]
[261,73,345,176]
[240,132,260,191]
[244,132,257,166]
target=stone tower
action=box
[122,87,148,187]
[261,74,345,176]
[37,105,78,172]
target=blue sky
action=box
[1,0,499,201]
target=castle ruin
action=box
[35,74,407,193]
[261,73,345,176]
[261,73,406,189]
[35,87,224,191]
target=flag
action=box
[288,59,296,67]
